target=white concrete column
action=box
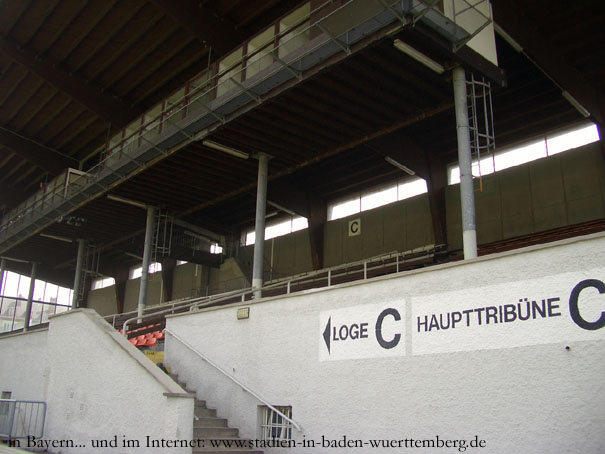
[252,153,269,299]
[71,239,87,308]
[453,66,478,260]
[137,205,156,319]
[23,262,37,331]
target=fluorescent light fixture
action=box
[124,252,143,260]
[202,140,249,159]
[385,156,415,175]
[393,39,444,74]
[0,256,30,264]
[40,233,73,243]
[107,194,146,209]
[562,91,590,118]
[494,23,523,53]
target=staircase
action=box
[169,374,263,454]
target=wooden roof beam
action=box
[0,37,141,127]
[492,0,604,125]
[149,0,248,55]
[0,127,78,175]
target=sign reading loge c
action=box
[322,307,402,354]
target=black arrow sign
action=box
[323,316,331,354]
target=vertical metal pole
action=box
[252,153,268,299]
[138,205,156,319]
[23,262,37,332]
[453,66,478,260]
[0,258,6,296]
[71,239,86,308]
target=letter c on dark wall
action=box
[569,279,605,330]
[375,308,401,349]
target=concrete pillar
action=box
[252,153,269,299]
[453,66,478,260]
[71,239,87,308]
[23,262,37,332]
[137,205,156,319]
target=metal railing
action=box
[0,400,46,442]
[109,244,444,334]
[0,0,478,254]
[164,328,302,433]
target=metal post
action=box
[71,239,87,308]
[252,153,268,299]
[0,258,6,295]
[137,205,156,319]
[23,262,37,332]
[453,66,478,260]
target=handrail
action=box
[164,328,302,433]
[120,286,255,335]
[112,245,443,333]
[0,0,473,247]
[0,0,341,234]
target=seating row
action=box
[128,330,165,347]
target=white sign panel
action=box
[348,218,361,236]
[319,301,406,361]
[412,269,605,355]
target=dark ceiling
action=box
[0,0,603,286]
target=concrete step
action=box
[193,427,239,439]
[195,406,217,418]
[194,417,228,428]
[168,373,189,391]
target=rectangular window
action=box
[546,123,600,156]
[245,216,308,246]
[327,177,429,222]
[361,185,397,212]
[258,406,292,443]
[129,262,162,280]
[91,277,116,290]
[447,122,599,184]
[328,196,360,221]
[398,178,428,200]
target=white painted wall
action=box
[44,309,193,454]
[165,232,605,454]
[0,329,49,402]
[0,310,194,454]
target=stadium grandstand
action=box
[0,1,604,452]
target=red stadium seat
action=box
[135,337,147,346]
[144,337,157,347]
